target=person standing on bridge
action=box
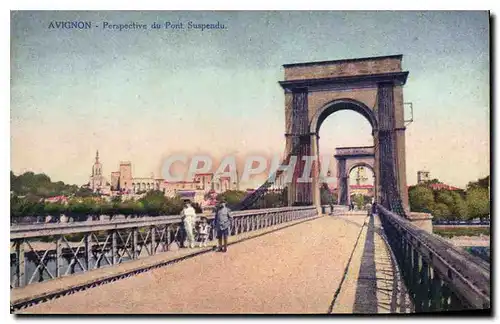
[372,201,377,216]
[214,200,232,252]
[181,201,197,249]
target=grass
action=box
[433,227,490,238]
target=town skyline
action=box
[11,11,489,189]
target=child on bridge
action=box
[197,217,210,247]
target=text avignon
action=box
[48,21,92,29]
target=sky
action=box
[10,11,490,189]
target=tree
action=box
[162,196,184,215]
[67,198,96,217]
[435,190,454,207]
[75,187,96,198]
[466,188,490,220]
[423,178,441,185]
[467,175,490,191]
[430,203,451,221]
[11,171,83,199]
[111,195,122,204]
[43,202,66,216]
[262,191,286,208]
[449,191,468,220]
[216,190,247,206]
[409,185,435,213]
[139,190,167,216]
[352,194,364,210]
[118,199,141,216]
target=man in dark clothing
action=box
[214,201,232,252]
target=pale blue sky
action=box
[11,11,489,188]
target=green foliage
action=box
[466,188,490,220]
[43,202,66,216]
[426,178,441,184]
[409,185,435,213]
[11,194,44,218]
[11,171,79,198]
[162,196,184,215]
[263,191,286,208]
[216,190,247,206]
[408,175,490,221]
[434,227,489,238]
[430,203,451,221]
[139,190,167,216]
[467,175,490,191]
[111,195,122,204]
[352,194,364,210]
[67,198,97,216]
[350,194,371,210]
[433,190,467,220]
[449,191,468,220]
[75,187,97,198]
[118,199,139,215]
[435,190,454,207]
[10,190,188,218]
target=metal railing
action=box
[10,206,317,288]
[377,205,490,311]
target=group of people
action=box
[180,200,233,253]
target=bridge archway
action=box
[310,98,378,134]
[280,55,409,215]
[334,146,375,206]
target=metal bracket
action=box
[404,102,414,126]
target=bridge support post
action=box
[85,234,91,270]
[311,133,321,213]
[56,236,63,278]
[112,231,118,265]
[15,240,25,288]
[408,212,433,233]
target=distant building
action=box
[428,183,461,191]
[89,152,239,202]
[109,161,161,194]
[89,150,110,194]
[44,195,69,204]
[417,171,431,184]
[349,184,374,197]
[118,161,133,192]
[193,173,237,192]
[110,171,120,190]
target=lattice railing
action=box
[377,205,490,311]
[10,206,317,288]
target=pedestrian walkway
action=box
[16,213,411,314]
[331,214,412,313]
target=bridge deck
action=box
[16,213,411,314]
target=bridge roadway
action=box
[17,212,411,314]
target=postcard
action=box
[10,10,490,315]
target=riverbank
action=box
[446,235,490,247]
[434,226,489,238]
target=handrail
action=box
[10,206,318,288]
[377,205,490,310]
[11,207,315,239]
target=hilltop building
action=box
[417,170,431,184]
[89,151,110,194]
